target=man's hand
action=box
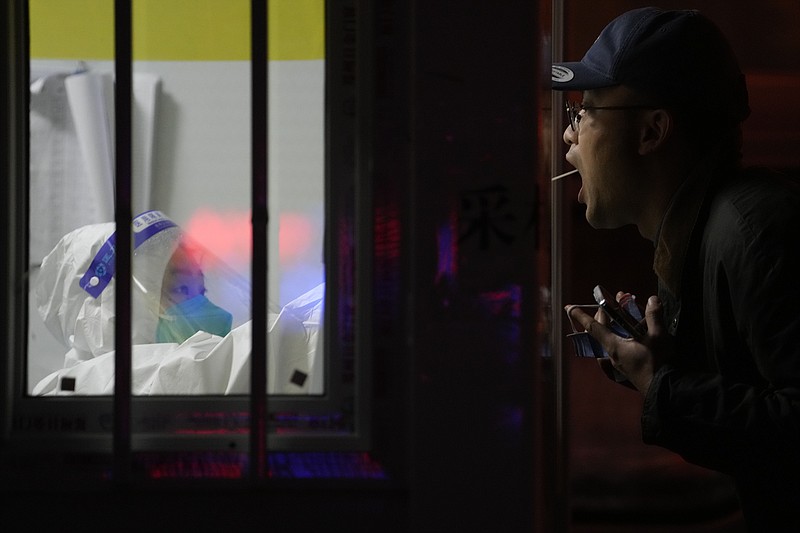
[565,294,672,395]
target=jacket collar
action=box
[652,151,727,298]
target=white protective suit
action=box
[32,211,324,396]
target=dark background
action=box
[2,1,799,532]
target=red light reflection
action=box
[278,212,314,262]
[184,209,315,266]
[184,209,251,271]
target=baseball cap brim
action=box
[551,62,618,91]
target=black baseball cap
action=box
[552,7,750,125]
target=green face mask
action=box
[155,294,233,344]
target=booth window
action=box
[11,0,375,481]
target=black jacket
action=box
[642,162,800,531]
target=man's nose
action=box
[563,125,577,145]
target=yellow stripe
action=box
[269,0,325,61]
[30,0,324,61]
[29,0,114,60]
[133,0,250,61]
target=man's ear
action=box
[638,109,672,155]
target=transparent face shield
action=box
[79,210,251,346]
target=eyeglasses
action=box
[565,101,660,132]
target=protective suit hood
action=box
[35,211,186,366]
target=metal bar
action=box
[113,0,133,483]
[1,0,30,438]
[249,0,269,482]
[550,0,570,529]
[354,0,374,449]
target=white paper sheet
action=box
[29,72,109,263]
[132,72,161,213]
[28,67,162,264]
[64,71,116,222]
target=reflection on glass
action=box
[27,0,325,397]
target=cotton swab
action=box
[551,169,579,181]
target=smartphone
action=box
[593,285,647,340]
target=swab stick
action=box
[551,169,579,181]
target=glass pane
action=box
[130,1,253,395]
[267,0,326,395]
[27,0,117,394]
[27,0,326,397]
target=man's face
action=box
[562,86,645,229]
